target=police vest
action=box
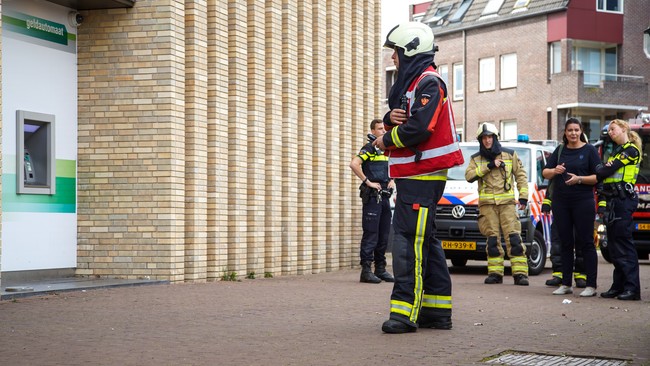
[603,141,640,185]
[360,143,389,183]
[387,66,464,178]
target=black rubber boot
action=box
[513,274,529,286]
[484,273,503,284]
[574,278,587,288]
[545,276,562,286]
[419,316,452,330]
[360,262,381,283]
[374,261,394,282]
[382,319,416,334]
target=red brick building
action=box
[388,0,650,142]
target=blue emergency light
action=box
[517,134,530,143]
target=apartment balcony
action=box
[551,70,648,112]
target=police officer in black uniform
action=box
[596,119,642,301]
[350,119,395,283]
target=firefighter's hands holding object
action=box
[389,108,407,125]
[373,137,386,151]
[488,159,504,169]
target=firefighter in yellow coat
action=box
[465,123,530,285]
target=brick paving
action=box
[0,257,648,366]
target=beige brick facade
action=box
[74,0,381,282]
[0,1,3,286]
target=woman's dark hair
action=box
[562,118,587,144]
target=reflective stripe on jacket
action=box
[465,148,528,206]
[386,67,464,178]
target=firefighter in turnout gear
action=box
[596,119,642,300]
[349,119,395,284]
[374,22,464,334]
[465,123,530,286]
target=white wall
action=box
[1,0,78,271]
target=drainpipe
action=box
[462,29,467,141]
[547,107,552,139]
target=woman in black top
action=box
[542,118,601,297]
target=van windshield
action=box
[447,145,531,182]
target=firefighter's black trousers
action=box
[388,179,452,328]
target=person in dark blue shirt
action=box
[542,118,601,297]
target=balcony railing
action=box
[582,71,644,87]
[551,70,648,108]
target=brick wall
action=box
[0,0,3,287]
[76,0,380,282]
[435,17,553,141]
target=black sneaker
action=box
[514,274,529,286]
[545,276,562,286]
[484,273,503,284]
[419,317,452,330]
[575,278,587,288]
[382,319,417,334]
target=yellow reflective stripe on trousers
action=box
[574,272,586,280]
[510,256,528,275]
[487,257,504,275]
[410,206,427,323]
[422,294,452,309]
[389,300,413,317]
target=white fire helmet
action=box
[384,22,436,58]
[476,122,500,139]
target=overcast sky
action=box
[381,0,425,40]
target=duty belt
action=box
[601,182,636,199]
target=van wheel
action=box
[527,230,547,276]
[451,258,468,267]
[599,240,612,263]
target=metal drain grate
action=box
[485,352,627,365]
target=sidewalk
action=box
[1,276,168,300]
[0,258,648,366]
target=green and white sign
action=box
[2,10,76,53]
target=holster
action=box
[359,184,376,204]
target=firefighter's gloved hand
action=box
[541,203,551,214]
[597,205,606,216]
[487,160,496,169]
[518,198,528,206]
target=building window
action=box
[500,53,517,89]
[513,0,530,8]
[550,42,561,74]
[449,0,473,23]
[479,57,495,92]
[453,63,464,101]
[582,117,602,142]
[438,64,449,84]
[482,0,504,16]
[501,120,517,141]
[426,5,452,26]
[572,45,617,86]
[597,0,623,13]
[644,29,650,58]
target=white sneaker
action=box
[553,285,572,295]
[579,287,597,297]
